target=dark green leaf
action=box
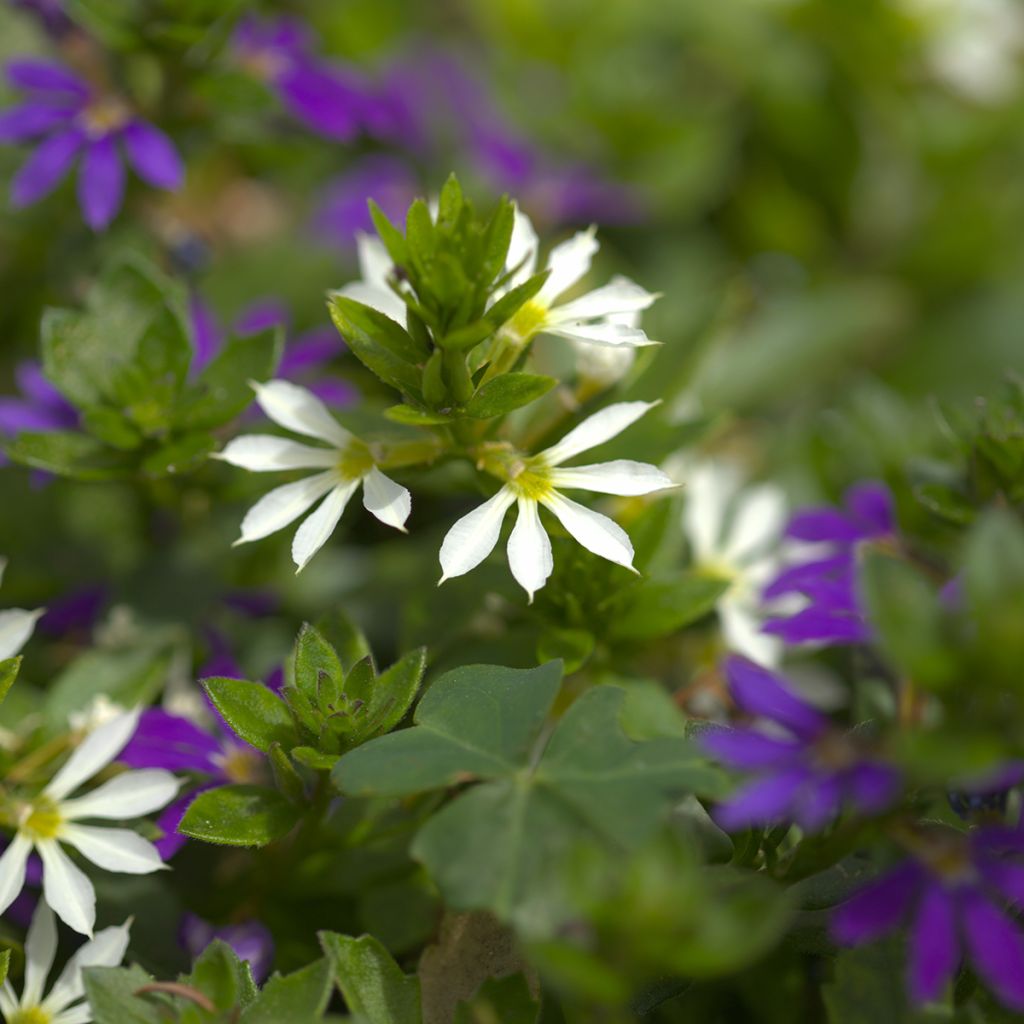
[179,784,300,847]
[607,573,729,641]
[0,657,21,709]
[464,374,557,419]
[3,430,134,480]
[189,939,258,1011]
[241,958,334,1024]
[369,200,408,266]
[293,624,344,707]
[202,677,298,752]
[83,965,163,1024]
[454,975,539,1024]
[320,932,422,1024]
[482,271,549,332]
[385,405,452,426]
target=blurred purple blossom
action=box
[833,825,1024,1009]
[704,657,900,832]
[0,58,183,229]
[315,155,420,246]
[10,0,73,37]
[180,913,274,983]
[762,481,897,647]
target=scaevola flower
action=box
[216,380,411,571]
[439,401,674,601]
[0,558,43,661]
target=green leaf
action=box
[241,958,334,1024]
[291,746,339,771]
[437,174,464,233]
[314,608,372,676]
[202,677,299,752]
[479,197,515,286]
[536,627,594,675]
[453,975,540,1024]
[331,296,429,364]
[334,662,563,797]
[320,932,422,1024]
[369,200,408,266]
[482,271,549,331]
[177,326,283,431]
[328,296,423,399]
[385,405,452,426]
[3,430,133,480]
[353,646,428,745]
[269,742,306,802]
[189,939,258,1011]
[0,950,8,987]
[140,432,217,477]
[179,784,300,847]
[0,657,21,709]
[83,965,163,1024]
[438,320,495,353]
[607,573,729,641]
[464,374,557,419]
[294,624,345,707]
[406,199,437,275]
[81,406,143,449]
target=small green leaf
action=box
[269,742,306,802]
[437,174,464,233]
[406,199,437,275]
[202,677,298,752]
[439,320,494,353]
[464,373,557,419]
[369,200,408,266]
[83,965,162,1024]
[294,624,345,707]
[607,573,729,641]
[0,950,9,987]
[189,939,258,1011]
[480,197,515,286]
[385,405,452,426]
[331,296,429,364]
[291,746,339,771]
[320,932,422,1024]
[0,657,21,709]
[81,406,143,449]
[354,646,428,744]
[313,608,372,675]
[180,784,300,847]
[482,271,549,331]
[536,627,594,675]
[454,975,539,1024]
[3,430,133,480]
[241,958,334,1024]
[140,432,216,477]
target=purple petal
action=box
[189,292,222,373]
[962,891,1024,1010]
[306,377,358,408]
[846,481,895,537]
[831,861,923,944]
[77,135,125,230]
[199,627,245,682]
[763,553,853,600]
[6,59,89,97]
[278,327,343,375]
[11,126,83,207]
[843,762,902,815]
[762,607,871,646]
[713,766,810,831]
[277,64,363,140]
[979,859,1024,909]
[724,656,829,739]
[786,508,864,544]
[315,155,418,246]
[795,775,843,832]
[233,14,311,60]
[701,726,804,770]
[223,589,280,618]
[908,882,959,1005]
[119,708,222,773]
[233,298,289,336]
[0,397,69,433]
[122,120,183,189]
[0,101,76,142]
[15,361,67,410]
[39,585,105,636]
[181,913,274,984]
[153,788,202,859]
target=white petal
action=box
[51,1006,94,1024]
[542,492,636,571]
[291,480,360,572]
[362,466,411,532]
[505,205,539,286]
[45,709,142,802]
[549,276,658,322]
[546,320,657,348]
[62,825,165,875]
[22,901,58,1007]
[541,401,659,467]
[43,919,131,1015]
[0,984,17,1019]
[0,832,31,917]
[37,840,96,937]
[356,232,393,289]
[0,606,44,660]
[250,379,351,447]
[550,460,675,496]
[722,483,788,565]
[539,226,598,304]
[215,435,338,472]
[335,280,407,323]
[236,470,340,545]
[506,499,553,603]
[60,770,180,822]
[681,461,741,563]
[571,337,636,387]
[719,599,782,668]
[439,487,516,583]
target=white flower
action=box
[495,207,659,356]
[439,402,674,601]
[0,558,44,661]
[335,233,406,323]
[216,380,412,572]
[67,696,125,736]
[681,460,787,667]
[0,709,178,937]
[0,901,129,1024]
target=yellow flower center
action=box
[22,797,63,841]
[337,441,374,480]
[10,1007,52,1024]
[81,97,131,138]
[507,457,554,502]
[215,745,265,785]
[239,49,288,82]
[507,299,550,343]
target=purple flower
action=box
[0,360,78,437]
[762,481,897,647]
[189,293,356,407]
[703,657,900,833]
[833,826,1024,1009]
[0,58,183,229]
[180,913,274,983]
[315,155,420,248]
[231,15,371,141]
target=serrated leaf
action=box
[320,932,422,1024]
[241,958,334,1024]
[369,200,408,266]
[189,939,258,1011]
[83,965,162,1024]
[179,784,300,847]
[294,624,344,707]
[480,197,515,286]
[0,657,21,708]
[464,374,557,419]
[355,646,428,744]
[202,677,298,752]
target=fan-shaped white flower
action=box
[334,233,407,323]
[494,207,659,357]
[439,402,674,601]
[216,380,412,572]
[681,460,787,666]
[0,901,129,1024]
[0,559,44,662]
[0,709,178,937]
